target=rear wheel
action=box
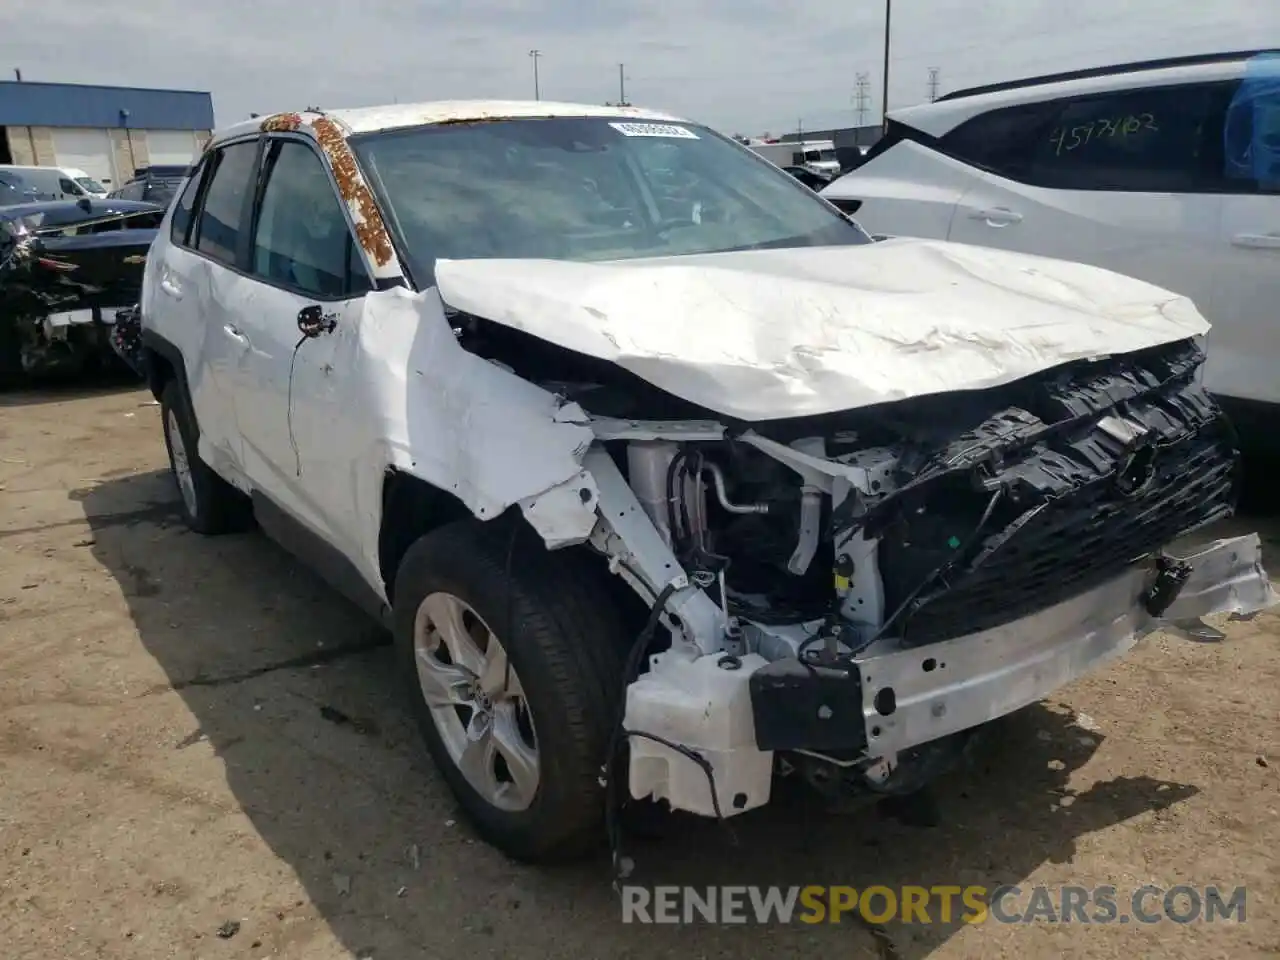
[159,379,251,534]
[393,519,627,862]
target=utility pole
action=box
[617,63,630,106]
[854,72,870,128]
[881,0,892,132]
[797,118,803,146]
[528,49,542,100]
[13,68,22,82]
[928,67,940,102]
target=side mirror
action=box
[297,304,336,338]
[77,197,92,212]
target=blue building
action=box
[0,79,214,190]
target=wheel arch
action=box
[377,467,644,626]
[378,468,491,605]
[139,329,186,402]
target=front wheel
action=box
[393,519,627,862]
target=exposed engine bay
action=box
[460,312,1238,646]
[452,308,1268,819]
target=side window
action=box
[123,211,164,230]
[941,82,1234,192]
[249,139,371,298]
[59,178,80,196]
[192,141,259,265]
[169,168,202,245]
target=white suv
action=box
[139,100,1274,864]
[822,50,1280,450]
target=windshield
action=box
[75,176,106,193]
[350,117,867,282]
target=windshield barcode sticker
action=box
[609,122,700,139]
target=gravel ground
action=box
[1,381,1277,960]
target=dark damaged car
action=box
[0,198,161,381]
[139,101,1276,865]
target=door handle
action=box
[222,323,248,344]
[969,207,1023,226]
[159,277,183,300]
[1231,233,1280,250]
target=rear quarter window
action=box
[169,162,206,245]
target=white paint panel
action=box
[144,130,199,167]
[51,127,116,187]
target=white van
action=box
[0,165,109,202]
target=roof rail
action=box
[936,49,1276,102]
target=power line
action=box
[853,72,871,127]
[528,49,542,100]
[881,0,892,131]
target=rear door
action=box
[228,135,372,545]
[944,82,1232,316]
[152,139,263,477]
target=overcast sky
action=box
[3,0,1278,135]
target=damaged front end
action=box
[512,334,1274,818]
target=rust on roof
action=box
[310,116,395,268]
[259,112,304,133]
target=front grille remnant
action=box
[876,340,1240,647]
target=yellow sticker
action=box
[834,575,851,591]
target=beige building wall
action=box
[109,130,148,183]
[6,126,32,164]
[5,124,212,185]
[29,127,57,165]
[6,125,59,165]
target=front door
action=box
[227,136,372,550]
[150,139,262,477]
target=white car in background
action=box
[822,49,1280,451]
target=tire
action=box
[159,379,252,535]
[393,518,627,863]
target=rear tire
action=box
[159,379,251,534]
[393,518,627,863]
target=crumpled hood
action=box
[433,239,1209,421]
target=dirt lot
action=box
[1,381,1277,960]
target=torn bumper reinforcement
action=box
[626,534,1275,819]
[846,534,1275,756]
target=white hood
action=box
[433,239,1209,422]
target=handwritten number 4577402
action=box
[1050,114,1158,154]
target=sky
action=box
[3,0,1278,136]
